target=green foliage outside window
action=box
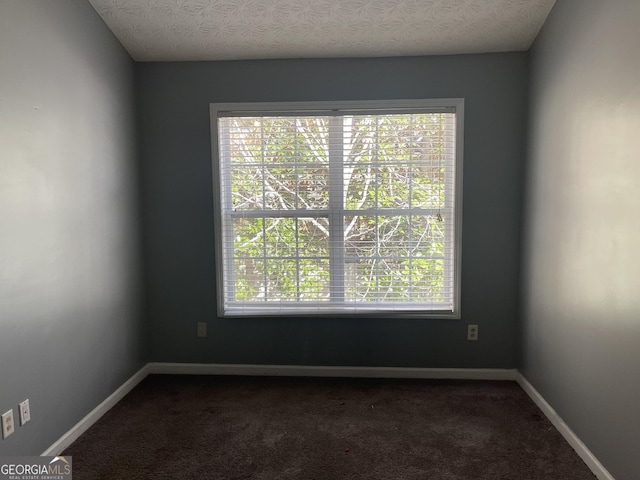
[221,112,453,305]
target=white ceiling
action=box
[88,0,556,62]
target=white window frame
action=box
[210,99,464,318]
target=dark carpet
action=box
[64,375,595,479]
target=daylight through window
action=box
[211,100,463,316]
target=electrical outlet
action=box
[19,399,30,426]
[2,409,15,439]
[467,324,479,341]
[197,322,207,338]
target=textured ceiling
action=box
[89,0,556,62]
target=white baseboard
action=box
[147,362,518,380]
[42,364,150,456]
[43,362,612,480]
[516,373,615,480]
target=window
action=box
[211,99,463,317]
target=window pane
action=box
[377,164,410,208]
[378,216,411,258]
[231,166,264,210]
[227,118,263,165]
[377,259,412,301]
[410,258,446,302]
[410,164,446,209]
[233,258,265,301]
[345,258,377,301]
[411,214,446,258]
[294,117,329,163]
[377,115,412,163]
[344,163,376,210]
[264,218,296,258]
[263,165,297,209]
[297,165,329,209]
[233,218,264,258]
[345,215,376,259]
[299,259,330,300]
[265,259,298,300]
[298,217,329,257]
[262,117,298,163]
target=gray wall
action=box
[0,1,145,455]
[137,54,528,367]
[521,1,640,479]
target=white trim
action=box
[211,98,465,319]
[516,373,615,480]
[147,362,517,380]
[41,364,150,457]
[41,362,613,480]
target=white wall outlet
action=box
[2,409,15,439]
[19,399,30,425]
[197,322,207,338]
[467,324,479,341]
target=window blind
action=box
[212,100,463,317]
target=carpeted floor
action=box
[64,375,596,479]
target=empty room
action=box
[1,0,638,479]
